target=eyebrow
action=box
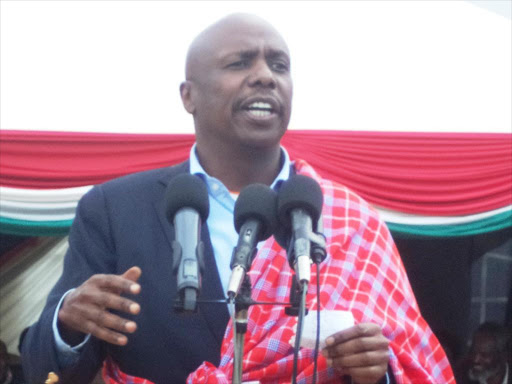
[226,48,290,62]
[265,48,290,61]
[237,49,259,60]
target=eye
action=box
[270,60,289,73]
[227,60,250,69]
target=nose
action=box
[472,353,483,364]
[248,59,276,89]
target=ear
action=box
[180,81,196,114]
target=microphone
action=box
[165,174,209,312]
[277,175,323,286]
[227,184,278,300]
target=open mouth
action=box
[242,101,278,118]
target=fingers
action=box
[326,323,382,346]
[322,323,390,384]
[92,272,141,296]
[81,288,141,315]
[122,266,142,285]
[59,303,137,346]
[326,349,389,368]
[324,324,389,357]
[58,267,142,346]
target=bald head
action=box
[179,13,293,187]
[185,14,289,81]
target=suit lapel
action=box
[197,224,231,344]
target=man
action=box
[20,14,454,383]
[456,322,511,384]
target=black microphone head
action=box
[234,184,278,241]
[277,175,323,230]
[165,174,209,222]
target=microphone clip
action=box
[310,231,327,264]
[285,278,309,317]
[172,240,205,313]
[234,275,253,334]
[286,229,326,281]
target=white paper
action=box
[291,310,355,350]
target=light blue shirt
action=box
[53,145,291,366]
[189,144,291,294]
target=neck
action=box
[488,364,507,384]
[195,141,282,191]
[481,364,507,384]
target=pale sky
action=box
[1,1,511,133]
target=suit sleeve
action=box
[20,185,118,384]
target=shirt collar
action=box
[189,143,291,192]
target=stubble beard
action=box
[468,364,502,384]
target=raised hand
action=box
[58,266,142,346]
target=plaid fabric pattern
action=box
[103,159,455,384]
[103,357,153,384]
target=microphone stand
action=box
[232,274,252,384]
[171,224,327,382]
[288,227,327,384]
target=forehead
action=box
[220,25,286,52]
[472,333,498,354]
[185,16,291,79]
[204,17,289,60]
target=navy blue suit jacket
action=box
[21,162,231,383]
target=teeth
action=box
[248,102,272,110]
[249,109,271,117]
[244,101,274,117]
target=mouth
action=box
[238,97,281,120]
[471,365,485,373]
[244,101,274,117]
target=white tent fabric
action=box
[2,1,510,134]
[0,200,78,221]
[1,184,510,226]
[0,185,92,202]
[376,205,512,225]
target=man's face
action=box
[184,17,293,152]
[469,333,504,381]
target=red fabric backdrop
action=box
[1,130,511,216]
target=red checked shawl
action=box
[103,159,455,384]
